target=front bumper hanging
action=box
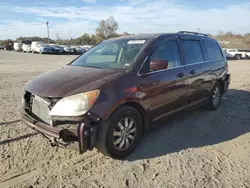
[22,110,97,153]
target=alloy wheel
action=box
[112,117,137,151]
[212,86,221,107]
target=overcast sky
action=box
[0,0,250,40]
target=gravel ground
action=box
[0,50,250,188]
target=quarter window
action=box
[182,40,204,65]
[148,40,181,72]
[203,39,223,61]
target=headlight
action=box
[49,90,100,117]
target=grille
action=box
[31,95,51,125]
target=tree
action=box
[96,16,118,42]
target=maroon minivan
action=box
[22,31,231,158]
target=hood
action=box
[25,65,123,98]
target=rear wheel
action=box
[235,54,241,60]
[207,82,222,110]
[96,106,143,159]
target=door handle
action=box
[189,70,196,75]
[177,73,184,78]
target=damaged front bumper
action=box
[21,110,98,154]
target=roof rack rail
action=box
[177,31,208,36]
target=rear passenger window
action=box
[182,40,204,65]
[203,39,223,61]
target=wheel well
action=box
[122,102,147,135]
[217,79,225,94]
[235,54,242,58]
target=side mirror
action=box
[150,60,169,71]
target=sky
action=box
[0,0,250,40]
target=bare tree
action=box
[96,16,118,42]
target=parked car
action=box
[72,46,86,55]
[31,41,45,53]
[224,48,250,60]
[223,50,234,60]
[22,44,32,53]
[60,45,74,54]
[37,44,53,54]
[21,31,231,159]
[14,42,23,52]
[81,45,93,51]
[4,41,13,51]
[0,46,4,50]
[50,44,64,54]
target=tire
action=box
[207,82,222,110]
[96,106,143,159]
[235,54,241,60]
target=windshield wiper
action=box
[82,65,103,69]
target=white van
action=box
[14,42,23,52]
[22,44,32,53]
[31,41,45,53]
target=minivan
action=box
[22,31,231,159]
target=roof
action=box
[107,31,212,41]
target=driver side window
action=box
[148,40,181,72]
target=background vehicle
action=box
[3,40,13,51]
[22,44,32,53]
[14,42,23,52]
[37,44,53,54]
[50,44,64,54]
[239,49,250,59]
[72,46,86,54]
[22,31,230,159]
[81,45,93,51]
[60,45,74,54]
[20,40,32,45]
[223,49,234,60]
[225,48,250,60]
[31,41,45,53]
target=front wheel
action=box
[207,82,222,110]
[96,106,143,159]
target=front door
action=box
[138,38,188,122]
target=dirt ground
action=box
[0,50,250,188]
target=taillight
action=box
[225,63,229,72]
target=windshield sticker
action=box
[127,40,146,44]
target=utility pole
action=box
[46,21,49,44]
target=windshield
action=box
[71,39,146,70]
